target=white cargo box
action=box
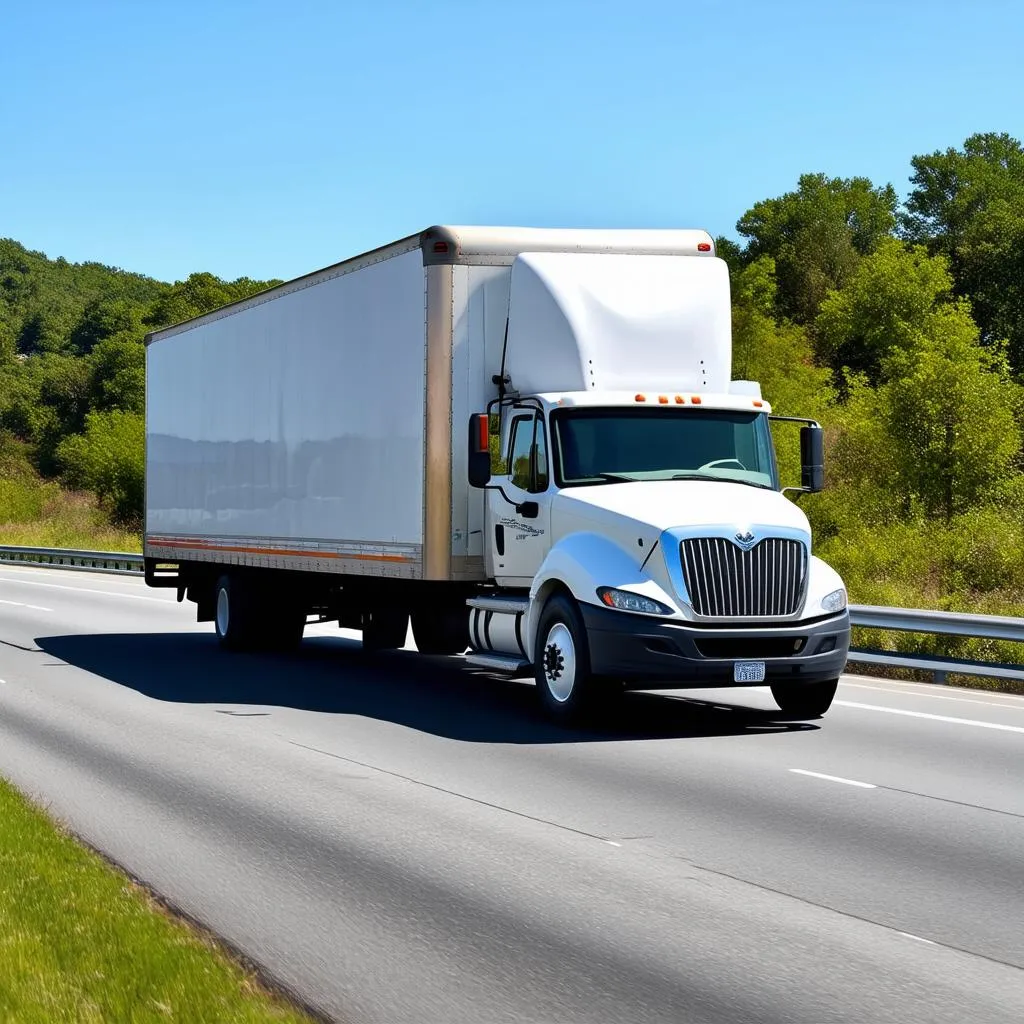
[144,226,721,582]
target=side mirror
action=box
[516,501,539,519]
[468,413,492,489]
[800,425,825,492]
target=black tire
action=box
[215,575,304,652]
[770,679,839,718]
[534,594,613,723]
[214,575,260,651]
[411,608,469,656]
[362,609,409,651]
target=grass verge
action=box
[0,777,317,1024]
[0,481,140,552]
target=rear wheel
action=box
[215,574,305,652]
[770,679,838,718]
[534,594,614,723]
[411,607,469,656]
[214,575,259,651]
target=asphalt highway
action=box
[1,564,1022,1022]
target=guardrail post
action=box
[932,669,947,685]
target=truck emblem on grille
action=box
[733,530,757,550]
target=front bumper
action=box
[581,604,850,688]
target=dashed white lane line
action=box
[835,700,1024,735]
[789,769,877,789]
[0,576,171,603]
[0,599,52,612]
[843,681,1024,710]
[897,931,937,946]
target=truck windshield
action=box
[550,408,778,490]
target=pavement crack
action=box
[669,854,1024,973]
[287,739,615,844]
[873,784,1024,821]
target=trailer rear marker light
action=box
[432,241,449,253]
[697,242,712,252]
[753,400,763,408]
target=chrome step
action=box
[467,595,530,615]
[464,651,532,674]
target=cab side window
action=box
[508,414,549,493]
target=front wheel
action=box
[534,595,613,723]
[770,679,838,718]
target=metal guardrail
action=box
[848,604,1024,684]
[0,545,143,576]
[0,546,1021,683]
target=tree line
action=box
[0,248,279,523]
[724,131,1024,644]
[2,130,1023,632]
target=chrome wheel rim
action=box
[216,587,230,637]
[543,623,576,703]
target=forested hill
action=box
[0,241,280,524]
[2,131,1024,653]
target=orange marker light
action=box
[691,395,702,405]
[635,394,647,402]
[675,395,685,404]
[753,399,763,408]
[658,395,668,404]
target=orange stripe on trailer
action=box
[149,539,411,563]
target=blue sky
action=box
[2,0,1021,283]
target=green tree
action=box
[69,298,146,354]
[815,238,953,383]
[16,310,74,355]
[88,336,145,414]
[902,131,1024,366]
[879,309,1021,522]
[57,410,144,525]
[729,256,834,488]
[735,173,898,325]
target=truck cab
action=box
[462,248,850,720]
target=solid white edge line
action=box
[843,673,1024,704]
[835,700,1024,735]
[789,769,877,789]
[897,931,937,946]
[0,599,53,612]
[843,680,1024,709]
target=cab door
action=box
[487,410,553,586]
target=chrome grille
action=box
[679,537,807,618]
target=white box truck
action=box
[144,226,850,721]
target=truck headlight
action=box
[597,587,671,615]
[821,588,847,613]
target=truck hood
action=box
[554,479,810,538]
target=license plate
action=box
[734,661,766,683]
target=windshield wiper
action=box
[597,472,640,483]
[671,473,774,490]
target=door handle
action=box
[495,524,505,556]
